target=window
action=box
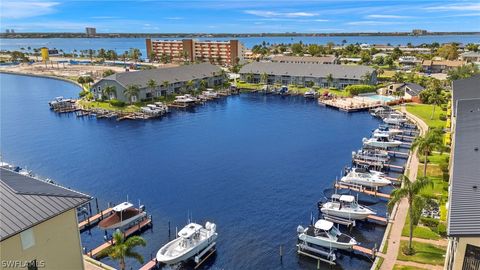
[20,228,35,250]
[131,95,137,102]
[463,244,480,270]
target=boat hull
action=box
[156,233,218,265]
[340,176,391,188]
[298,233,354,250]
[321,207,374,220]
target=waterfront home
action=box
[270,55,338,65]
[0,168,91,270]
[421,60,466,73]
[398,56,420,65]
[445,75,480,269]
[380,82,425,101]
[459,51,480,64]
[91,63,224,103]
[239,62,376,89]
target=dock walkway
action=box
[334,183,391,199]
[78,208,112,231]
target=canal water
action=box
[1,73,400,269]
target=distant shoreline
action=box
[1,32,480,39]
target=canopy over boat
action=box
[113,202,134,212]
[314,219,333,231]
[178,223,203,238]
[339,195,355,203]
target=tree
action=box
[291,43,304,55]
[129,48,142,65]
[199,79,208,91]
[77,77,85,85]
[465,43,479,52]
[388,175,432,255]
[447,64,480,81]
[102,85,117,100]
[246,73,254,83]
[436,44,459,60]
[123,84,140,104]
[412,129,444,176]
[185,80,194,93]
[393,71,405,83]
[360,50,372,64]
[361,72,371,85]
[99,230,146,270]
[326,73,334,88]
[97,48,106,61]
[88,49,96,64]
[260,72,268,85]
[102,69,116,78]
[146,79,157,101]
[161,80,170,96]
[308,44,321,56]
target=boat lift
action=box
[297,242,336,266]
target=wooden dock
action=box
[78,207,113,231]
[139,259,157,270]
[334,183,391,199]
[352,245,376,258]
[318,98,382,112]
[88,218,152,259]
[367,215,388,224]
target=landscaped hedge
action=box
[344,84,376,95]
[109,99,126,107]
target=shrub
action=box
[344,84,376,95]
[437,222,447,237]
[439,113,447,121]
[78,90,89,98]
[421,217,439,228]
[85,92,94,101]
[109,99,125,107]
[102,69,116,77]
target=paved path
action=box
[380,106,428,270]
[83,255,116,270]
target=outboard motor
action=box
[139,205,145,212]
[297,225,305,234]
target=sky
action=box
[1,0,479,33]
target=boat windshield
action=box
[329,226,340,238]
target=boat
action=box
[320,194,376,220]
[383,114,407,125]
[374,125,403,136]
[174,95,197,105]
[98,202,146,230]
[156,222,218,265]
[297,219,357,250]
[203,90,218,98]
[363,136,403,149]
[352,148,390,163]
[340,167,391,188]
[278,85,289,95]
[304,89,317,98]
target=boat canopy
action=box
[178,223,203,238]
[113,202,134,212]
[314,219,334,231]
[339,195,355,203]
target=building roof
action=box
[461,51,480,57]
[403,82,425,96]
[239,62,375,80]
[452,75,480,114]
[447,98,480,237]
[270,55,337,64]
[422,60,465,67]
[0,168,91,241]
[101,63,222,88]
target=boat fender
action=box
[362,137,367,143]
[296,225,305,234]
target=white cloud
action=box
[244,10,318,18]
[1,0,59,19]
[366,15,412,19]
[425,3,480,11]
[346,21,405,26]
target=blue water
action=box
[1,73,403,269]
[1,34,479,55]
[362,94,397,102]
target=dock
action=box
[78,207,113,231]
[352,245,376,258]
[139,259,157,270]
[297,243,336,266]
[367,214,388,224]
[88,217,152,259]
[318,97,382,112]
[352,159,404,172]
[334,183,391,199]
[387,150,409,159]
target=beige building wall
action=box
[449,237,480,270]
[0,209,84,270]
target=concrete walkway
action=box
[395,260,444,270]
[379,106,428,270]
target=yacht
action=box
[363,136,402,149]
[175,95,196,105]
[98,202,146,230]
[203,90,218,98]
[383,114,407,125]
[304,89,317,98]
[320,194,376,220]
[374,125,403,136]
[156,222,218,265]
[297,219,357,250]
[341,167,392,188]
[278,85,289,95]
[352,148,390,163]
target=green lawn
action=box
[393,264,427,270]
[427,152,450,165]
[417,164,447,199]
[78,100,141,113]
[397,240,446,265]
[405,103,446,128]
[402,214,441,240]
[375,257,384,270]
[319,88,351,97]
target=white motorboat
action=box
[156,222,218,265]
[98,202,146,230]
[320,194,376,220]
[297,220,357,250]
[374,125,403,136]
[175,95,196,105]
[304,89,317,98]
[341,167,391,188]
[203,90,218,98]
[363,136,402,149]
[352,149,390,163]
[383,114,407,125]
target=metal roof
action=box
[0,168,91,241]
[270,55,337,64]
[447,98,480,237]
[452,75,480,115]
[239,62,375,80]
[100,63,222,88]
[403,83,425,96]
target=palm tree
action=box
[146,79,157,101]
[123,84,140,104]
[361,72,371,85]
[129,48,141,65]
[99,230,146,270]
[102,85,117,100]
[428,92,446,120]
[199,79,208,91]
[326,73,334,88]
[246,73,254,83]
[261,72,269,85]
[185,80,194,93]
[388,175,432,255]
[161,80,170,96]
[393,71,405,83]
[412,129,444,176]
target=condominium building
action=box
[146,39,244,66]
[85,27,96,36]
